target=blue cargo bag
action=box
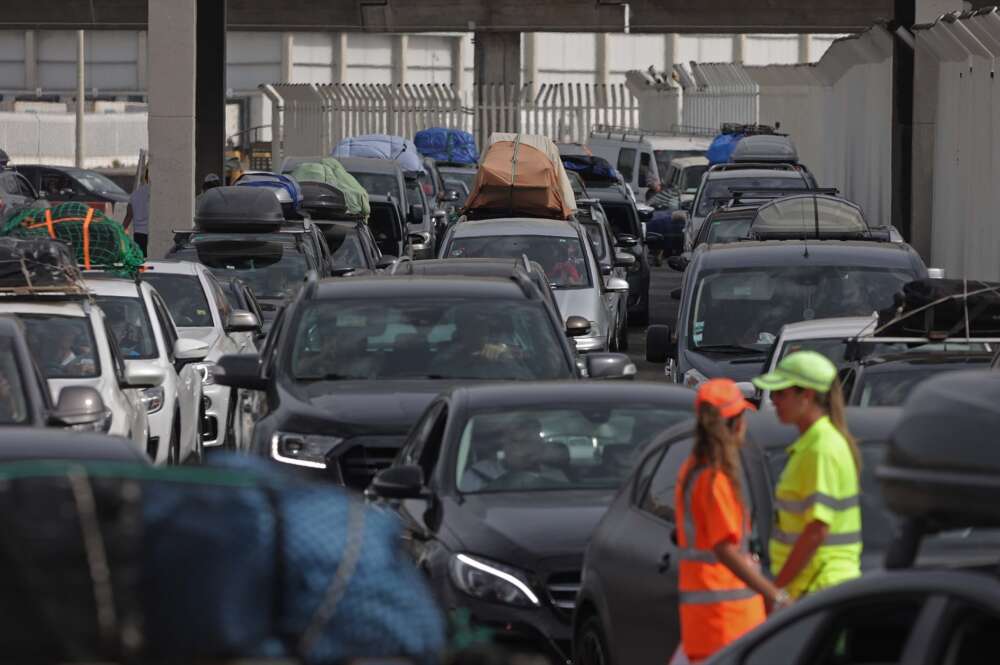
[414,128,479,165]
[706,131,744,165]
[332,134,426,175]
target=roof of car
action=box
[670,156,710,168]
[0,300,89,317]
[142,259,206,276]
[779,316,878,341]
[695,239,921,270]
[451,381,695,412]
[706,168,806,181]
[586,185,630,202]
[859,351,995,370]
[402,258,547,279]
[0,428,150,463]
[0,316,23,337]
[311,275,534,301]
[336,156,404,175]
[450,218,579,238]
[81,276,145,298]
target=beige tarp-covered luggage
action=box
[462,133,577,220]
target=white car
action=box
[0,293,149,448]
[86,275,209,464]
[141,260,260,450]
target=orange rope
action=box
[44,209,54,238]
[23,216,89,231]
[82,208,94,270]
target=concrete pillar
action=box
[522,32,537,98]
[195,0,226,192]
[908,32,940,263]
[474,31,521,87]
[664,33,678,75]
[332,32,348,83]
[281,32,294,81]
[732,34,746,63]
[149,0,197,257]
[24,30,38,93]
[450,35,467,92]
[137,31,148,93]
[596,33,610,86]
[392,34,408,85]
[75,30,85,168]
[798,34,812,63]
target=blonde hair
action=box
[685,402,743,497]
[816,377,862,478]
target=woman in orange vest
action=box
[673,379,790,663]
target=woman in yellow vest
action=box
[752,350,862,598]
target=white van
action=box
[586,126,711,198]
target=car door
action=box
[104,321,147,446]
[394,401,449,567]
[151,290,200,452]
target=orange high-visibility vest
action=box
[674,457,766,661]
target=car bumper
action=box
[200,383,232,448]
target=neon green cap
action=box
[752,350,837,393]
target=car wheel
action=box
[576,615,612,665]
[167,413,181,465]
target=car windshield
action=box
[73,171,127,196]
[177,235,308,300]
[94,296,158,360]
[456,405,691,493]
[19,314,99,379]
[856,362,989,407]
[680,165,708,191]
[288,298,571,381]
[142,273,214,327]
[349,172,401,202]
[0,338,29,424]
[582,222,609,262]
[690,266,915,352]
[600,201,640,237]
[654,150,702,181]
[702,217,753,245]
[696,176,807,217]
[440,169,476,190]
[324,227,367,270]
[446,235,592,288]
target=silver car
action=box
[439,218,629,353]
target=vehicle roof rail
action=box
[708,163,798,172]
[302,270,319,299]
[509,268,538,300]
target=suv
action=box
[843,350,994,407]
[0,168,46,221]
[646,239,929,391]
[213,273,632,490]
[11,165,128,219]
[86,275,209,464]
[586,125,710,197]
[141,260,260,450]
[657,155,709,212]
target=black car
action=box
[216,276,266,344]
[0,316,108,431]
[586,183,652,325]
[0,168,46,221]
[368,382,694,663]
[575,406,1000,665]
[646,239,928,388]
[842,350,994,407]
[11,164,126,216]
[213,274,632,490]
[368,194,411,260]
[314,218,387,275]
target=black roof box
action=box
[731,134,799,164]
[194,186,284,232]
[299,181,349,220]
[879,371,1000,535]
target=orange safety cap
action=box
[694,378,756,419]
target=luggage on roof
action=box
[463,133,577,220]
[235,172,304,220]
[731,134,799,164]
[299,181,350,220]
[0,236,82,289]
[561,154,620,186]
[331,134,426,175]
[414,127,479,166]
[875,279,1000,338]
[194,186,285,232]
[706,124,784,166]
[289,159,371,220]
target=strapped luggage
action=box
[561,154,619,186]
[414,127,479,166]
[0,236,82,289]
[332,135,426,175]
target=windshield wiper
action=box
[693,344,767,356]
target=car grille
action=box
[546,570,581,614]
[336,437,403,490]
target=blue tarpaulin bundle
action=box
[706,131,744,165]
[414,127,479,165]
[561,154,619,185]
[332,134,426,174]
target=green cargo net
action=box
[0,202,145,277]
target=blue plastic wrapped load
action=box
[332,134,426,175]
[235,172,305,219]
[706,131,744,165]
[414,127,479,166]
[561,154,619,185]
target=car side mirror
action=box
[585,353,637,380]
[645,324,676,363]
[600,264,612,276]
[615,234,639,248]
[174,337,209,361]
[376,255,398,269]
[614,252,636,268]
[225,310,259,333]
[667,255,689,272]
[444,190,460,202]
[48,386,107,427]
[565,315,591,337]
[605,277,629,293]
[636,206,654,224]
[370,464,427,499]
[409,205,425,224]
[122,361,166,389]
[213,353,267,391]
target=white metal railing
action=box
[675,62,760,131]
[263,81,638,165]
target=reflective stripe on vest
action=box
[771,527,862,546]
[679,587,760,604]
[774,493,859,513]
[679,465,750,564]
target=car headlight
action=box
[683,368,709,389]
[68,409,113,434]
[449,553,540,607]
[270,432,345,469]
[192,361,215,385]
[141,386,165,414]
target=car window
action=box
[617,148,637,182]
[682,166,707,191]
[349,172,402,202]
[103,322,128,384]
[94,295,159,360]
[150,292,179,362]
[0,173,22,197]
[12,173,35,198]
[809,596,925,665]
[19,314,99,379]
[446,235,592,288]
[743,610,829,665]
[455,404,691,493]
[583,222,610,263]
[142,273,214,327]
[400,401,445,469]
[73,170,128,197]
[856,365,988,407]
[639,152,655,188]
[0,338,29,424]
[241,286,265,329]
[205,272,233,322]
[405,179,426,213]
[631,444,668,504]
[324,226,367,270]
[639,439,693,522]
[937,602,1000,665]
[288,297,573,382]
[39,169,76,198]
[696,176,807,218]
[601,201,641,238]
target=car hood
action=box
[285,380,463,431]
[176,326,221,348]
[441,489,616,561]
[554,287,604,325]
[683,348,766,383]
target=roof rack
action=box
[590,124,714,142]
[708,163,798,172]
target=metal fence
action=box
[675,62,760,132]
[0,111,147,168]
[261,82,638,167]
